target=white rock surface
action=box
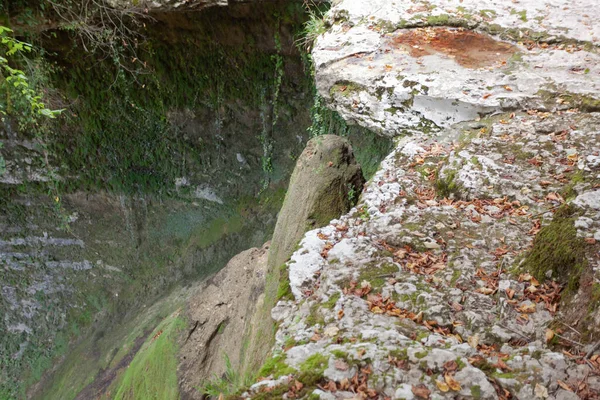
[313,0,600,136]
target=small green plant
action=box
[347,183,357,206]
[297,1,328,52]
[199,354,254,398]
[0,26,62,121]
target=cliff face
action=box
[0,2,393,398]
[244,1,600,399]
[1,2,310,398]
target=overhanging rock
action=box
[313,0,600,137]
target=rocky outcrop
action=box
[244,1,600,399]
[268,134,364,272]
[313,0,600,137]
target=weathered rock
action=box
[244,2,600,399]
[268,135,364,271]
[313,0,600,136]
[178,243,269,399]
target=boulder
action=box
[268,135,364,270]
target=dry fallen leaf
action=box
[435,380,450,392]
[476,287,496,295]
[517,303,536,313]
[412,384,431,399]
[534,383,549,398]
[557,380,573,391]
[334,359,349,371]
[468,335,480,349]
[324,326,340,337]
[444,374,461,391]
[505,287,515,299]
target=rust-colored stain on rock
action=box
[390,28,518,69]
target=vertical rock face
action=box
[268,135,364,271]
[245,1,600,400]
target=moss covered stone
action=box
[520,205,587,293]
[268,135,364,271]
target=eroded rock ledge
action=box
[244,1,600,399]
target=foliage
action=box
[297,1,328,52]
[198,354,255,398]
[0,26,61,121]
[0,25,62,177]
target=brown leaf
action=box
[476,287,496,295]
[545,329,555,343]
[545,192,564,203]
[411,384,431,399]
[443,360,459,372]
[467,335,480,349]
[517,303,536,313]
[557,380,572,391]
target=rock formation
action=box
[243,1,600,399]
[269,134,365,272]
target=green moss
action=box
[113,313,185,400]
[537,90,600,113]
[276,264,294,301]
[300,354,329,375]
[251,384,290,400]
[257,354,295,379]
[590,283,600,308]
[561,170,585,202]
[471,385,482,399]
[414,351,428,359]
[389,348,409,360]
[435,168,462,199]
[426,14,450,25]
[492,372,516,379]
[322,292,341,310]
[329,81,366,98]
[357,262,398,289]
[479,9,497,18]
[520,205,587,294]
[415,330,430,342]
[305,303,326,327]
[450,269,461,286]
[510,9,528,21]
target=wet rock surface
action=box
[245,1,600,399]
